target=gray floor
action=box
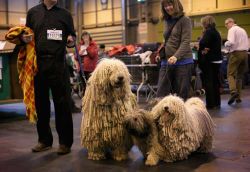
[0,88,250,172]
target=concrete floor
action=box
[0,88,250,172]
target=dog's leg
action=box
[197,135,213,153]
[145,152,160,166]
[145,141,163,166]
[145,125,164,166]
[88,150,106,160]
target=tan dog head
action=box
[85,58,132,105]
[151,95,187,127]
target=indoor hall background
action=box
[0,0,250,101]
[0,0,250,47]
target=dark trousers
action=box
[82,71,92,96]
[156,64,193,100]
[34,61,73,147]
[202,63,221,108]
[83,71,91,81]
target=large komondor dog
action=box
[80,58,137,161]
[123,109,164,166]
[151,95,215,162]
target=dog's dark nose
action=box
[118,76,124,81]
[164,106,169,112]
[134,117,137,121]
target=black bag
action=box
[158,44,166,59]
[143,42,161,52]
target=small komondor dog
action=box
[80,58,137,161]
[151,95,215,162]
[123,109,164,166]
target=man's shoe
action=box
[57,145,71,155]
[228,92,239,105]
[32,143,52,152]
[236,98,242,103]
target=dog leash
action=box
[165,63,173,93]
[74,43,87,84]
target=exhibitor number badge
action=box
[47,29,62,40]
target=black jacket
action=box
[26,3,75,58]
[198,27,222,65]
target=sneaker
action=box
[236,98,242,103]
[32,143,52,152]
[228,92,239,105]
[57,145,71,155]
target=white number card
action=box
[47,29,62,40]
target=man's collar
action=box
[42,2,58,10]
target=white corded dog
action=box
[152,95,215,162]
[124,95,215,165]
[80,58,137,161]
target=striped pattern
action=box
[84,25,123,50]
[5,26,38,124]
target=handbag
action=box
[158,15,183,60]
[158,44,166,59]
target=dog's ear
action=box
[154,113,160,122]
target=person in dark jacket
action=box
[22,0,76,155]
[156,0,194,100]
[198,15,222,109]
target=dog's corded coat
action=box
[151,95,215,162]
[124,109,164,166]
[80,58,137,160]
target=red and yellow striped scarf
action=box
[5,26,38,124]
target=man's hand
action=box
[168,56,177,65]
[224,41,232,48]
[74,60,80,73]
[21,33,33,43]
[202,48,210,55]
[155,55,161,63]
[79,45,87,56]
[67,35,75,47]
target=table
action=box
[126,64,158,102]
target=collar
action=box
[229,24,237,30]
[42,2,58,10]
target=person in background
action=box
[22,0,77,154]
[224,18,249,105]
[65,48,81,113]
[198,15,222,109]
[78,31,98,90]
[156,0,193,100]
[98,43,109,61]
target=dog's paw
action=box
[145,154,159,166]
[112,154,128,161]
[164,158,174,163]
[88,152,106,160]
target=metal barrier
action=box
[127,64,159,102]
[114,55,159,102]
